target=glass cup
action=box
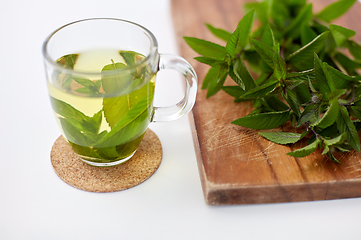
[43,18,197,167]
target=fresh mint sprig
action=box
[184,0,361,163]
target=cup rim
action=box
[42,18,159,76]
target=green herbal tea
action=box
[48,49,156,164]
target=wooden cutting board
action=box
[172,0,361,205]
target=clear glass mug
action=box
[43,18,197,167]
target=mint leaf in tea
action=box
[48,49,155,164]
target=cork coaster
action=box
[50,129,162,192]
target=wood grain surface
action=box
[172,0,361,205]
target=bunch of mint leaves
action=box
[184,0,361,163]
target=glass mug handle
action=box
[152,54,198,122]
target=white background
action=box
[1,0,361,239]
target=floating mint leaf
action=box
[119,50,145,66]
[56,54,78,69]
[101,61,131,95]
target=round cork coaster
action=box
[50,129,162,192]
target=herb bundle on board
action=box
[184,0,361,163]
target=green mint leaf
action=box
[226,27,240,58]
[50,97,103,146]
[222,86,246,99]
[284,79,304,90]
[73,77,96,88]
[311,97,339,129]
[347,40,361,61]
[350,106,361,119]
[59,118,90,146]
[261,24,275,48]
[336,105,361,152]
[322,133,346,155]
[232,58,257,91]
[316,0,357,22]
[244,1,268,25]
[325,63,353,89]
[255,72,271,85]
[326,152,341,164]
[101,61,132,95]
[88,110,103,135]
[73,77,101,95]
[301,25,317,46]
[232,110,289,130]
[226,9,255,57]
[264,96,289,111]
[259,131,303,144]
[294,83,312,104]
[235,9,255,50]
[286,69,315,81]
[288,31,329,70]
[282,88,301,117]
[206,24,232,42]
[270,0,289,29]
[202,66,220,90]
[50,96,90,124]
[194,56,224,67]
[239,80,278,99]
[242,50,263,73]
[283,4,313,39]
[102,81,153,128]
[273,50,287,80]
[69,141,103,159]
[329,24,356,47]
[251,39,275,69]
[96,92,153,148]
[56,54,78,69]
[333,52,361,76]
[183,37,226,59]
[75,87,97,95]
[96,146,122,160]
[206,64,228,98]
[314,53,335,94]
[287,137,322,158]
[297,103,318,127]
[252,98,277,113]
[119,50,145,66]
[325,89,348,101]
